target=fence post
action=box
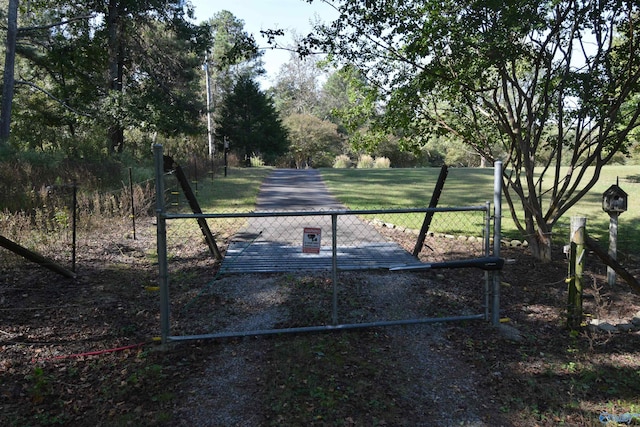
[567,216,586,330]
[607,212,619,286]
[413,164,448,256]
[71,182,77,272]
[484,201,491,321]
[332,213,338,325]
[154,144,170,345]
[128,167,136,240]
[491,161,502,326]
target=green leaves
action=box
[206,10,262,71]
[283,113,342,168]
[305,0,640,259]
[7,0,207,154]
[216,76,289,164]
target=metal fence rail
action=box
[153,145,503,344]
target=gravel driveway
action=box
[174,169,499,426]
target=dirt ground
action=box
[2,217,640,426]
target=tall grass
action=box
[0,152,157,264]
[333,154,352,169]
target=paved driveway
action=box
[222,169,421,273]
[255,169,344,211]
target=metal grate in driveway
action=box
[221,241,422,274]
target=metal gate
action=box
[152,145,503,344]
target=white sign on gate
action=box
[302,227,321,254]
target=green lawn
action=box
[164,167,274,242]
[320,166,640,253]
[169,167,274,212]
[190,165,639,253]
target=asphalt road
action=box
[222,169,421,273]
[255,169,345,211]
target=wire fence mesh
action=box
[163,207,489,269]
[0,176,157,275]
[5,159,636,276]
[160,205,492,338]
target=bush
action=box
[249,154,265,167]
[333,155,352,168]
[356,154,375,169]
[373,157,391,168]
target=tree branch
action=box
[16,15,95,34]
[15,80,93,118]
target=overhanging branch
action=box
[16,80,93,118]
[16,14,95,35]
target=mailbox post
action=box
[602,181,628,286]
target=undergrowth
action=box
[0,152,157,256]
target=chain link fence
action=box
[154,146,504,343]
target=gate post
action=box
[567,217,586,330]
[484,201,491,321]
[331,213,338,325]
[154,144,170,345]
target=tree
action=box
[216,75,289,164]
[0,0,18,144]
[203,10,263,158]
[205,10,263,87]
[321,65,386,154]
[271,52,323,117]
[2,0,207,155]
[98,0,205,153]
[306,0,640,260]
[283,113,343,168]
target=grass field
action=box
[320,166,640,253]
[191,165,639,253]
[187,167,274,212]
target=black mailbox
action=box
[602,184,628,213]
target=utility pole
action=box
[204,52,215,160]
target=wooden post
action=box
[567,217,586,329]
[607,212,619,285]
[72,182,77,272]
[412,165,448,257]
[128,167,136,240]
[163,154,222,260]
[0,235,76,279]
[174,163,222,260]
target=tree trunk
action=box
[0,0,19,143]
[524,210,553,262]
[109,125,124,153]
[107,0,125,154]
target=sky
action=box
[188,0,338,88]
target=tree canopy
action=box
[215,75,289,164]
[305,0,640,260]
[1,0,208,154]
[283,113,342,168]
[202,10,263,158]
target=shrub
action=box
[356,154,375,169]
[333,155,352,169]
[250,154,265,167]
[373,157,391,168]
